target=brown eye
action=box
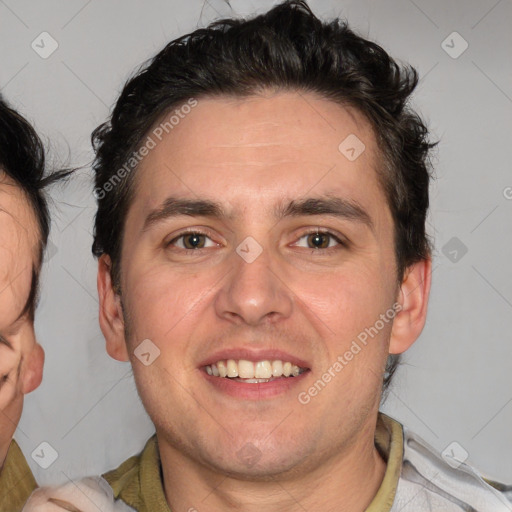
[168,231,217,250]
[182,233,206,249]
[307,232,331,249]
[293,231,344,251]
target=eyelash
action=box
[165,229,347,254]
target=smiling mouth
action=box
[204,359,308,383]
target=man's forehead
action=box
[157,93,374,154]
[126,91,390,234]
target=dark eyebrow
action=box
[276,196,374,231]
[143,198,227,231]
[143,195,373,231]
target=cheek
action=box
[127,263,174,308]
[289,264,396,394]
[122,261,218,347]
[292,263,395,337]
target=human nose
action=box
[214,241,293,326]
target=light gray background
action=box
[1,0,510,487]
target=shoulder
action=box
[0,439,37,512]
[391,421,512,511]
[22,436,161,512]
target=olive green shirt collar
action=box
[103,412,403,512]
[104,434,171,512]
[0,439,37,512]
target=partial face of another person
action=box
[100,91,430,478]
[0,172,44,466]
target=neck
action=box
[158,415,387,512]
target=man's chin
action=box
[196,427,325,479]
[153,401,333,480]
[197,447,313,482]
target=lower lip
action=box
[201,370,310,400]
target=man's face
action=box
[104,92,420,477]
[0,173,43,463]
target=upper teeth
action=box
[205,359,303,379]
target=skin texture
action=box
[0,172,44,470]
[98,91,431,512]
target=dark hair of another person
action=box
[91,0,436,391]
[0,95,69,319]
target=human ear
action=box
[97,254,129,362]
[389,258,432,354]
[21,342,44,394]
